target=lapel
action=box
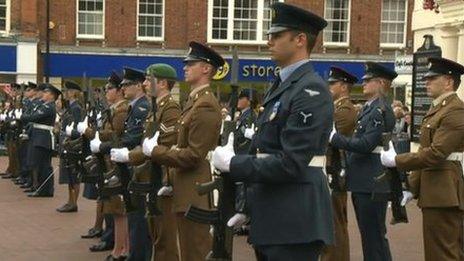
[263,61,313,106]
[181,87,211,115]
[423,93,457,120]
[357,98,379,120]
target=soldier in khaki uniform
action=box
[111,63,181,261]
[322,67,358,261]
[381,57,464,261]
[82,72,130,257]
[142,42,223,261]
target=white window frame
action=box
[0,0,10,35]
[136,0,165,42]
[207,0,283,45]
[76,0,105,40]
[323,0,351,47]
[380,0,408,49]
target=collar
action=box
[432,91,455,107]
[240,107,250,114]
[189,84,210,98]
[365,97,379,107]
[129,94,144,107]
[279,59,310,83]
[334,96,349,105]
[110,99,126,109]
[156,93,169,105]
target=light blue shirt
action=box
[279,59,310,83]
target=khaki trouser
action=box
[150,196,179,261]
[7,140,19,177]
[321,191,350,261]
[422,207,464,261]
[176,212,212,261]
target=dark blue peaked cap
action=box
[362,62,398,81]
[268,3,327,35]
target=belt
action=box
[371,146,383,154]
[33,123,55,150]
[308,155,326,168]
[447,152,464,175]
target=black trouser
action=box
[100,214,115,246]
[32,146,54,195]
[254,241,324,261]
[127,205,152,261]
[352,192,392,261]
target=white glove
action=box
[110,147,129,163]
[157,186,173,196]
[0,113,6,121]
[143,131,160,156]
[77,116,89,135]
[380,141,397,167]
[401,191,414,206]
[227,213,248,228]
[244,123,255,140]
[212,133,235,172]
[14,109,22,119]
[65,124,73,137]
[90,132,102,153]
[97,112,103,128]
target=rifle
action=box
[185,49,240,259]
[374,133,408,225]
[128,95,163,215]
[326,144,347,192]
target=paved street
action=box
[0,156,423,260]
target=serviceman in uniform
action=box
[21,83,61,197]
[381,57,464,261]
[2,83,21,180]
[234,88,257,155]
[91,67,151,261]
[57,81,84,212]
[81,72,128,256]
[330,62,396,261]
[212,3,334,260]
[142,41,223,261]
[111,63,181,261]
[321,66,358,261]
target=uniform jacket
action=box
[326,96,357,191]
[331,97,395,193]
[230,62,335,246]
[151,87,221,212]
[396,93,464,209]
[21,101,56,150]
[233,108,256,155]
[61,100,83,140]
[94,99,129,154]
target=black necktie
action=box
[266,75,281,99]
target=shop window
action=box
[137,0,164,41]
[77,0,105,39]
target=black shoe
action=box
[89,241,113,252]
[20,183,31,189]
[14,179,26,185]
[57,204,78,213]
[81,227,103,239]
[27,193,53,197]
[0,172,8,176]
[2,174,13,179]
[23,188,36,193]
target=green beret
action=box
[146,63,177,80]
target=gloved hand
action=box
[77,116,89,135]
[143,131,160,156]
[97,112,103,128]
[110,147,130,163]
[227,213,248,228]
[244,123,255,140]
[90,132,102,153]
[14,109,22,119]
[65,124,73,137]
[212,133,235,172]
[381,141,397,167]
[401,191,414,206]
[0,113,6,121]
[157,186,173,196]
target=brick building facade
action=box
[0,0,414,99]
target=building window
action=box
[137,0,164,41]
[208,0,283,44]
[380,0,407,48]
[323,0,350,46]
[77,0,104,39]
[0,0,10,33]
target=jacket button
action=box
[426,124,430,128]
